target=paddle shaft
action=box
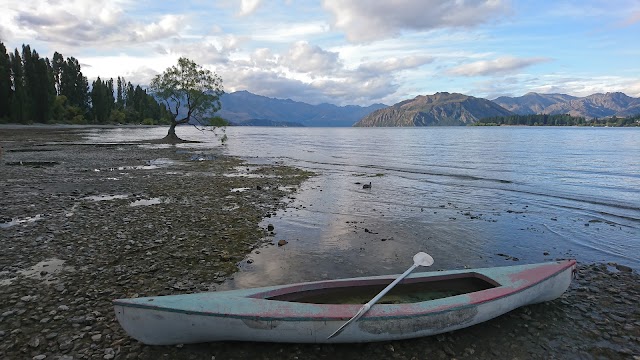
[327,263,419,339]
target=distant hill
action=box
[492,93,577,115]
[232,118,304,127]
[492,92,640,119]
[354,92,513,127]
[218,91,386,127]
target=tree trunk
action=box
[162,121,184,143]
[168,122,177,137]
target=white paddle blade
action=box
[413,252,434,267]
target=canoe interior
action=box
[265,273,498,305]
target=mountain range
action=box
[493,92,640,118]
[218,91,386,127]
[216,90,640,127]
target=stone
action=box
[29,336,41,348]
[616,264,633,273]
[58,338,73,351]
[277,239,288,246]
[32,355,46,360]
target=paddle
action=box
[327,251,434,340]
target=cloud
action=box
[447,56,551,77]
[5,0,183,47]
[222,66,397,106]
[280,41,341,75]
[131,15,184,42]
[216,41,405,105]
[238,0,262,16]
[467,73,640,99]
[160,34,247,65]
[359,55,434,73]
[249,21,330,43]
[322,0,510,42]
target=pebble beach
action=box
[0,126,639,360]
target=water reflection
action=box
[81,126,640,289]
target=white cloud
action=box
[250,21,330,43]
[79,54,177,84]
[131,15,184,42]
[322,0,510,42]
[3,0,183,48]
[249,48,278,69]
[359,55,434,73]
[280,41,341,75]
[467,73,640,99]
[447,56,551,76]
[531,75,640,98]
[238,0,262,16]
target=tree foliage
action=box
[0,42,11,120]
[0,41,171,125]
[473,113,638,127]
[150,57,224,141]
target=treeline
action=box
[0,42,172,125]
[474,113,639,127]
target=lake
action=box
[88,126,640,288]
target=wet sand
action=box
[0,126,638,359]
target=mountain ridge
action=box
[493,92,640,118]
[354,92,513,127]
[218,91,386,127]
[212,90,640,127]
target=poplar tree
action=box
[9,49,26,123]
[0,42,11,120]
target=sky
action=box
[1,0,639,106]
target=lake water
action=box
[87,126,640,288]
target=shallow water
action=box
[85,126,640,287]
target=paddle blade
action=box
[413,252,434,267]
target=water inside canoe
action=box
[266,275,497,304]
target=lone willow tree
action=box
[150,57,224,142]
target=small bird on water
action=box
[363,182,371,189]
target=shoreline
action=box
[0,127,638,359]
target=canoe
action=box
[113,260,576,344]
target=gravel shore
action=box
[1,126,639,360]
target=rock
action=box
[267,224,275,231]
[277,240,288,246]
[33,355,46,360]
[443,345,456,356]
[91,334,102,342]
[616,264,633,273]
[29,335,41,348]
[58,337,73,351]
[58,305,70,311]
[609,314,627,323]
